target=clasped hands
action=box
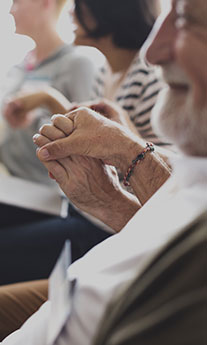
[33,103,140,231]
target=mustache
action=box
[156,64,191,86]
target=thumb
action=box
[37,134,79,161]
[37,110,80,161]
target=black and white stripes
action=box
[92,54,171,147]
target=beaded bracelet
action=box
[123,142,155,187]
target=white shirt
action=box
[2,155,207,345]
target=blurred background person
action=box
[0,0,96,229]
[0,0,95,187]
[72,0,171,147]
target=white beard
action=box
[151,65,207,157]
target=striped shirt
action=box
[91,53,171,147]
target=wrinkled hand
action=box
[34,115,129,229]
[66,99,137,133]
[38,138,120,216]
[35,107,138,169]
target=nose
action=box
[144,12,175,66]
[9,3,16,16]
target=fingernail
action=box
[39,148,50,160]
[33,134,40,142]
[51,114,61,121]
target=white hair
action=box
[151,64,207,156]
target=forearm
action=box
[43,88,71,115]
[78,189,140,232]
[117,136,171,205]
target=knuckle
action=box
[76,106,88,117]
[40,137,49,147]
[51,114,64,125]
[52,117,60,127]
[39,124,51,135]
[39,124,47,134]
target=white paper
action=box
[0,173,68,217]
[47,240,72,345]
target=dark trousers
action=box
[0,203,111,285]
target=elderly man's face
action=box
[144,0,207,156]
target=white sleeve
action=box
[1,302,50,345]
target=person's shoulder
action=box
[62,45,95,71]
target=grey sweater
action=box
[0,44,95,185]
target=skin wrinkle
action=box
[71,160,98,201]
[37,125,140,231]
[65,159,139,231]
[69,159,114,206]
